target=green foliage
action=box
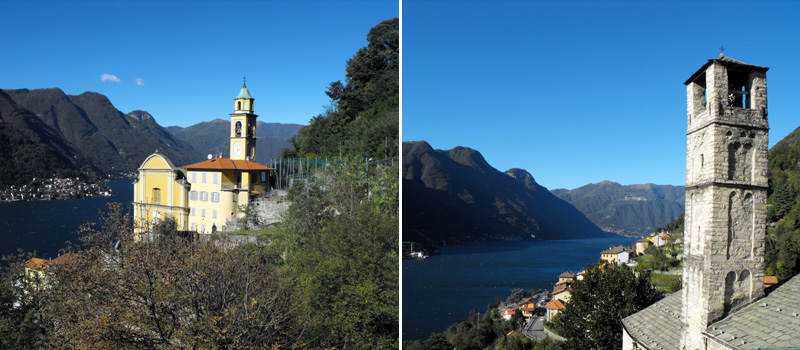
[283,159,398,349]
[0,251,46,349]
[555,182,685,237]
[656,212,684,234]
[766,129,800,281]
[152,215,178,240]
[552,264,662,350]
[286,18,399,159]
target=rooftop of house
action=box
[704,274,800,349]
[25,257,49,270]
[601,245,627,255]
[546,299,566,310]
[558,271,576,279]
[621,291,683,350]
[553,283,571,295]
[764,276,779,285]
[182,158,274,171]
[622,274,800,350]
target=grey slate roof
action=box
[623,274,800,350]
[684,53,769,85]
[705,274,800,349]
[621,292,682,350]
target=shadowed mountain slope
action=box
[403,141,610,248]
[2,88,201,173]
[0,90,99,186]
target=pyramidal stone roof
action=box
[684,53,769,85]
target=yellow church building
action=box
[132,82,273,236]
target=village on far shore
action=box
[0,177,112,202]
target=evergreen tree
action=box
[285,18,399,159]
[552,264,661,350]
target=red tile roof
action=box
[25,258,48,270]
[765,276,779,285]
[182,158,274,171]
[546,299,566,310]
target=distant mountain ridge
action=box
[553,181,685,237]
[403,141,611,249]
[0,88,202,185]
[166,119,302,165]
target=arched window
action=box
[237,101,242,110]
[235,121,242,137]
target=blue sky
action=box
[0,0,398,127]
[403,0,800,190]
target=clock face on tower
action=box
[233,142,243,157]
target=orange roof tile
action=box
[553,283,571,295]
[25,258,48,270]
[182,158,274,171]
[765,276,779,285]
[546,299,566,310]
[50,253,75,264]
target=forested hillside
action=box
[281,18,398,158]
[0,91,98,186]
[554,181,685,237]
[766,125,800,280]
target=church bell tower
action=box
[230,79,258,161]
[680,54,769,349]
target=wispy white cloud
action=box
[135,78,145,86]
[101,73,121,83]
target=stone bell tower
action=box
[680,54,769,349]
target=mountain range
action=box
[402,141,611,249]
[0,88,304,189]
[0,88,202,187]
[166,119,302,165]
[552,181,685,237]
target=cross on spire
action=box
[243,76,246,88]
[719,46,725,54]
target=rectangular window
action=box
[201,209,206,217]
[213,173,219,184]
[201,224,205,233]
[211,192,219,203]
[190,190,198,201]
[191,208,195,216]
[213,210,217,219]
[202,173,207,183]
[152,188,161,204]
[201,191,208,202]
[191,223,196,231]
[192,173,196,183]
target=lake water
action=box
[0,179,134,260]
[402,237,636,341]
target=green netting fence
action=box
[269,157,397,190]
